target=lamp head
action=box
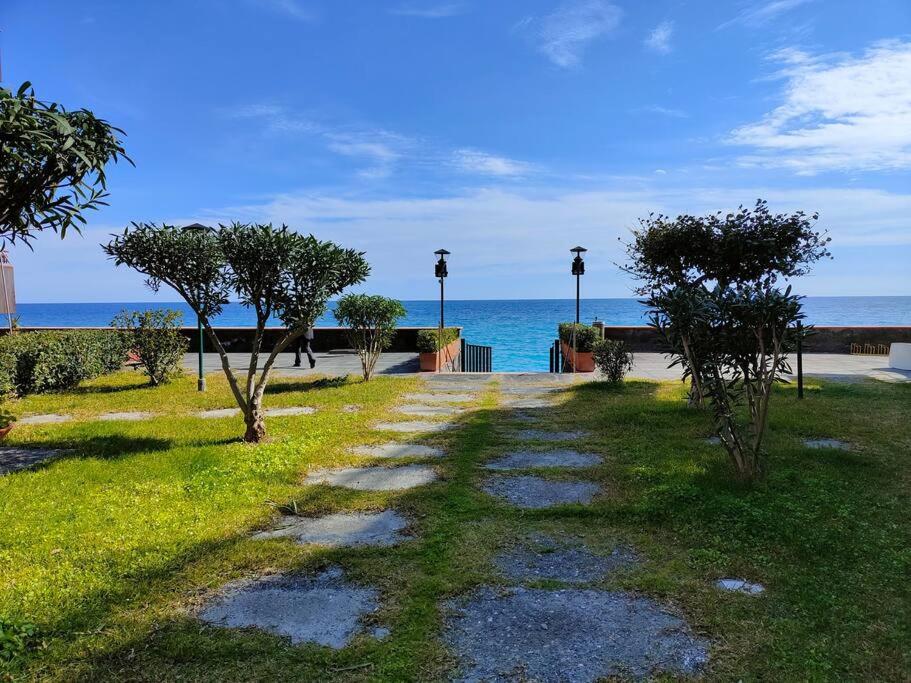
[434,249,450,278]
[182,223,211,233]
[571,245,586,275]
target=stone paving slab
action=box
[502,397,553,409]
[423,383,489,392]
[485,450,602,470]
[716,578,765,594]
[495,536,639,584]
[515,429,590,442]
[98,411,153,422]
[252,510,409,547]
[0,447,66,475]
[373,420,454,433]
[17,414,72,425]
[264,406,316,417]
[196,408,241,419]
[404,393,476,403]
[500,386,560,395]
[341,404,362,413]
[444,586,709,682]
[396,404,465,417]
[482,475,600,509]
[305,465,438,491]
[804,438,850,450]
[198,567,379,648]
[351,443,445,459]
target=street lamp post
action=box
[570,246,587,324]
[569,246,587,374]
[183,223,210,392]
[434,249,450,372]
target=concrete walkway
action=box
[183,352,909,382]
[183,351,419,377]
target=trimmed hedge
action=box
[0,330,130,396]
[416,328,460,353]
[558,323,599,352]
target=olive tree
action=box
[624,200,831,480]
[334,294,406,381]
[1,82,130,245]
[103,223,369,442]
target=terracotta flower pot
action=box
[420,337,462,372]
[561,341,595,372]
[0,423,14,440]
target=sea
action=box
[11,297,911,372]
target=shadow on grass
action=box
[265,377,353,395]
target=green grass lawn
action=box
[0,371,908,680]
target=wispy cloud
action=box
[729,39,911,174]
[388,3,466,18]
[451,149,532,177]
[518,0,622,68]
[637,105,687,118]
[718,0,814,30]
[222,104,534,181]
[250,0,315,22]
[644,20,673,54]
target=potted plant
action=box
[417,328,461,372]
[558,323,598,372]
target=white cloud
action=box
[718,0,814,30]
[201,184,911,298]
[451,149,532,177]
[520,0,622,68]
[252,0,314,21]
[644,20,673,54]
[388,3,466,18]
[729,40,911,174]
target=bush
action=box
[334,294,406,381]
[593,339,633,382]
[0,330,129,396]
[416,328,459,353]
[558,323,599,352]
[112,309,188,386]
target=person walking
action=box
[293,326,316,368]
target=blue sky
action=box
[2,0,911,302]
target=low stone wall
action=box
[600,326,911,353]
[14,326,459,354]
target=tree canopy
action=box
[104,223,369,441]
[1,82,130,245]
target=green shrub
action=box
[558,323,599,352]
[334,295,406,381]
[416,328,460,353]
[593,339,633,383]
[0,330,129,396]
[112,309,188,386]
[0,616,40,667]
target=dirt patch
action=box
[495,535,638,584]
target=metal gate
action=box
[461,339,493,372]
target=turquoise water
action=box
[13,297,911,371]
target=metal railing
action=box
[549,339,563,373]
[461,339,493,372]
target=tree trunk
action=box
[243,406,266,443]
